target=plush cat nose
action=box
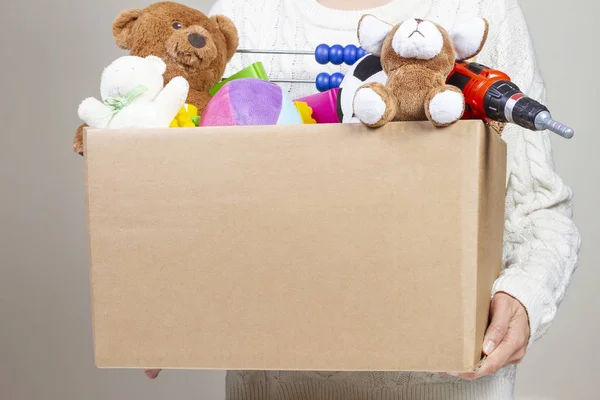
[415,18,423,23]
[188,33,206,49]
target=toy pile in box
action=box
[72,1,573,156]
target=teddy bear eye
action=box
[172,22,182,30]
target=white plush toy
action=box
[78,55,189,129]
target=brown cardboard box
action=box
[83,119,506,372]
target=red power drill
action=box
[447,61,574,139]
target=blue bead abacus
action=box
[315,72,345,92]
[235,43,370,91]
[314,44,367,65]
[313,44,367,90]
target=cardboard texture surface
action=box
[83,120,507,372]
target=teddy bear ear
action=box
[357,14,393,56]
[113,8,143,50]
[145,55,167,75]
[211,15,239,62]
[449,17,489,61]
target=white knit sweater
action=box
[206,0,582,399]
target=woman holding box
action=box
[146,0,581,399]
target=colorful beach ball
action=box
[200,78,303,127]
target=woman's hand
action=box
[455,292,531,380]
[145,369,161,379]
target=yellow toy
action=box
[170,104,200,127]
[293,101,317,124]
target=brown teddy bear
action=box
[72,1,238,154]
[352,15,489,128]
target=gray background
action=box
[0,0,597,399]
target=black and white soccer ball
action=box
[336,54,388,123]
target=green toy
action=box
[210,62,269,96]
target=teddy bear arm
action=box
[72,123,87,155]
[152,76,190,125]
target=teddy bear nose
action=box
[188,33,206,49]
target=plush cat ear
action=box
[145,55,167,75]
[449,17,489,60]
[358,14,393,56]
[113,8,142,50]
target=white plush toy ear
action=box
[449,17,489,60]
[358,14,393,56]
[145,55,167,75]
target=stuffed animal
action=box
[352,15,489,128]
[78,55,189,129]
[73,1,239,154]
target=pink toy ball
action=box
[200,78,303,127]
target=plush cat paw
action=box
[77,97,111,128]
[167,76,190,103]
[77,97,99,120]
[353,83,395,128]
[169,75,190,89]
[427,89,464,127]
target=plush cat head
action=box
[357,15,489,74]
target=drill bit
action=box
[534,111,575,139]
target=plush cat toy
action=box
[352,15,489,128]
[78,55,189,129]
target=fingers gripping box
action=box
[83,120,506,372]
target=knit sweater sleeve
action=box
[475,0,581,346]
